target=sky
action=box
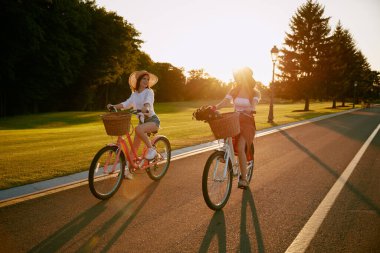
[96,0,380,86]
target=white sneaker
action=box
[124,166,134,180]
[145,147,157,160]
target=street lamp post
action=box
[353,81,358,108]
[268,45,279,123]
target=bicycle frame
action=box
[202,125,255,210]
[103,107,160,171]
[108,131,162,172]
[89,109,172,200]
[218,137,240,178]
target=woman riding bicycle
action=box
[107,70,161,178]
[213,67,260,189]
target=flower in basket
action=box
[192,106,221,122]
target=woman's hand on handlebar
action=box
[106,105,145,115]
[207,105,217,111]
[107,104,117,112]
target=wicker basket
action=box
[101,112,132,136]
[208,112,240,139]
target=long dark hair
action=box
[230,67,259,104]
[135,74,149,92]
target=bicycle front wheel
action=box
[147,136,171,181]
[202,151,233,210]
[89,145,125,200]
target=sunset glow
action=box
[96,0,380,85]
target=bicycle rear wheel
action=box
[246,143,255,183]
[147,136,171,181]
[89,145,125,200]
[202,151,233,210]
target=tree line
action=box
[1,0,378,117]
[275,0,379,110]
[0,0,232,117]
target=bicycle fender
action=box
[151,135,168,143]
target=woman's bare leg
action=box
[135,122,159,148]
[237,135,247,181]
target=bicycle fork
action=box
[100,148,120,174]
[223,138,240,178]
[215,137,239,180]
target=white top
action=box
[225,94,260,112]
[121,89,156,116]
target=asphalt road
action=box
[0,107,379,253]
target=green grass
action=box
[0,100,352,190]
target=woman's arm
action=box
[106,103,123,110]
[142,89,154,116]
[252,88,261,108]
[214,88,234,110]
[142,103,151,116]
[215,98,230,110]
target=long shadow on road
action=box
[279,129,380,215]
[198,210,227,253]
[95,182,159,253]
[29,182,159,253]
[313,107,380,147]
[29,201,108,253]
[240,188,265,253]
[199,188,264,253]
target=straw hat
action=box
[129,70,158,90]
[233,67,253,80]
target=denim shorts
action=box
[141,114,160,127]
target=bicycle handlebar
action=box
[107,106,143,115]
[108,105,118,112]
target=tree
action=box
[1,0,91,114]
[184,69,227,101]
[324,22,357,108]
[184,69,209,100]
[0,0,143,115]
[352,51,373,103]
[78,4,142,110]
[278,0,331,110]
[151,63,186,102]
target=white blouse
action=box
[225,94,260,112]
[121,89,156,116]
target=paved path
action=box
[0,108,360,203]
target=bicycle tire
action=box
[202,150,233,210]
[246,143,255,183]
[89,145,125,200]
[147,136,171,181]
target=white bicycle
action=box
[202,136,254,210]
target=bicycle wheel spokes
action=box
[207,157,229,204]
[148,136,171,181]
[89,146,125,200]
[202,151,232,210]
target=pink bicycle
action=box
[88,109,171,200]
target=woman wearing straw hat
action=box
[212,67,260,189]
[107,70,160,179]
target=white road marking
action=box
[285,124,380,253]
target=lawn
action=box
[0,100,352,189]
